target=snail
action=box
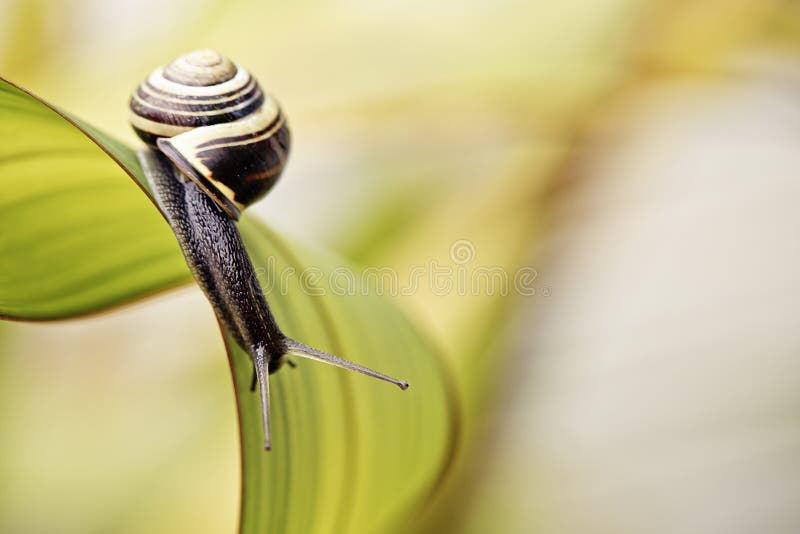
[130,50,408,451]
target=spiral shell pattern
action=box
[129,50,290,219]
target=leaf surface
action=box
[0,78,189,319]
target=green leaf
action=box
[0,78,190,319]
[235,222,459,533]
[0,77,460,533]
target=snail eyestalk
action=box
[254,347,272,451]
[284,338,409,390]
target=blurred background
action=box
[2,0,800,532]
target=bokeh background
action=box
[2,0,800,532]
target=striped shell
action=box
[129,50,290,219]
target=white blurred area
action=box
[463,53,800,533]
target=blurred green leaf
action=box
[0,77,460,533]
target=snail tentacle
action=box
[254,346,272,451]
[284,339,409,390]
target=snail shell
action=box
[129,50,290,219]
